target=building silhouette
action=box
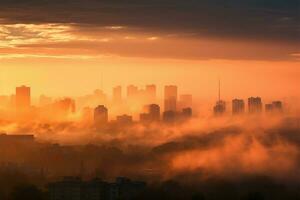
[232,99,245,115]
[140,104,160,123]
[48,177,82,200]
[265,104,273,113]
[214,101,226,115]
[116,114,133,126]
[164,85,178,112]
[139,113,150,123]
[94,105,108,126]
[248,97,263,114]
[0,133,35,144]
[112,86,122,104]
[213,80,226,115]
[148,104,160,121]
[265,101,283,113]
[54,98,76,116]
[272,101,283,112]
[16,85,31,111]
[163,110,176,123]
[127,85,138,100]
[48,177,146,200]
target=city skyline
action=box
[0,83,286,124]
[0,64,299,100]
[0,1,299,199]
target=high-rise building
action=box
[116,114,133,125]
[214,100,226,115]
[265,104,273,113]
[248,97,263,114]
[232,99,245,115]
[127,85,138,100]
[140,104,160,123]
[16,85,31,111]
[213,80,226,116]
[265,101,283,113]
[113,86,122,103]
[272,101,283,112]
[148,104,160,121]
[162,110,176,123]
[139,113,150,123]
[94,105,108,125]
[56,98,76,113]
[164,85,177,112]
[145,85,156,103]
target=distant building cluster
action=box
[48,177,146,200]
[0,84,285,127]
[214,97,283,116]
[92,84,193,128]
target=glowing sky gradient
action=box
[0,0,299,100]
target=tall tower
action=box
[218,79,221,101]
[232,99,245,114]
[16,85,31,111]
[213,79,226,115]
[164,85,177,112]
[248,97,263,114]
[94,105,108,126]
[127,85,138,100]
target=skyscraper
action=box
[113,86,122,103]
[272,101,283,112]
[94,105,108,126]
[265,104,274,113]
[127,85,138,100]
[163,110,176,123]
[214,100,226,115]
[213,79,226,115]
[265,101,283,113]
[53,98,76,116]
[16,85,31,111]
[248,97,263,114]
[116,114,133,125]
[148,104,160,121]
[164,85,177,112]
[232,99,245,115]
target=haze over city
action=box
[0,0,299,200]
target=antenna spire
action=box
[218,78,221,101]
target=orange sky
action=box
[0,58,299,101]
[0,23,299,102]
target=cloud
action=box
[0,0,298,41]
[0,0,298,61]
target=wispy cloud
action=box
[0,53,106,60]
